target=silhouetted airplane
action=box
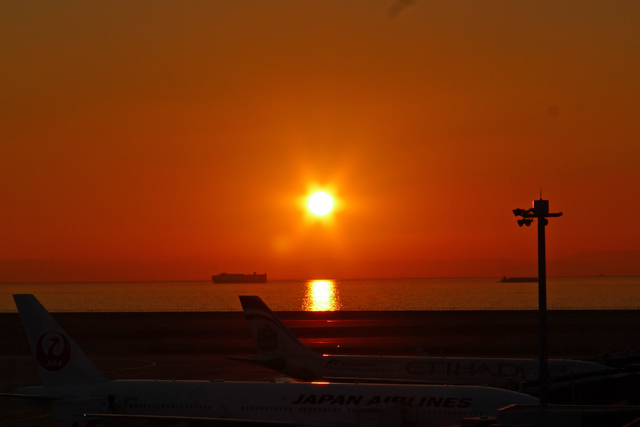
[237,295,609,390]
[1,294,539,427]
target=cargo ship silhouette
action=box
[212,272,267,283]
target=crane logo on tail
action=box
[257,325,278,352]
[35,331,71,371]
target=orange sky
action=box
[1,1,639,281]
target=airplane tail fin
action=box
[13,294,107,387]
[239,296,314,357]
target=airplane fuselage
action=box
[18,379,538,426]
[239,295,610,391]
[270,354,609,389]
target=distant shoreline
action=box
[2,277,639,312]
[2,275,639,285]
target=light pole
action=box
[513,198,562,407]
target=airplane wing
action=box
[80,412,351,426]
[227,357,446,385]
[226,355,291,372]
[0,392,57,400]
[320,376,448,385]
[0,392,57,403]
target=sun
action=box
[308,192,333,216]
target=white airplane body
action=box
[17,379,535,426]
[5,294,538,426]
[239,296,609,390]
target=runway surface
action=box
[2,310,640,426]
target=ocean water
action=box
[1,277,640,312]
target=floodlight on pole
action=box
[513,198,562,408]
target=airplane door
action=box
[109,396,132,414]
[220,398,231,418]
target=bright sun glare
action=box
[308,192,333,216]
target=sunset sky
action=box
[2,1,639,281]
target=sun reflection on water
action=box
[302,280,341,311]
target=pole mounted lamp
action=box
[513,198,562,407]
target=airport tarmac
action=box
[2,310,640,426]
